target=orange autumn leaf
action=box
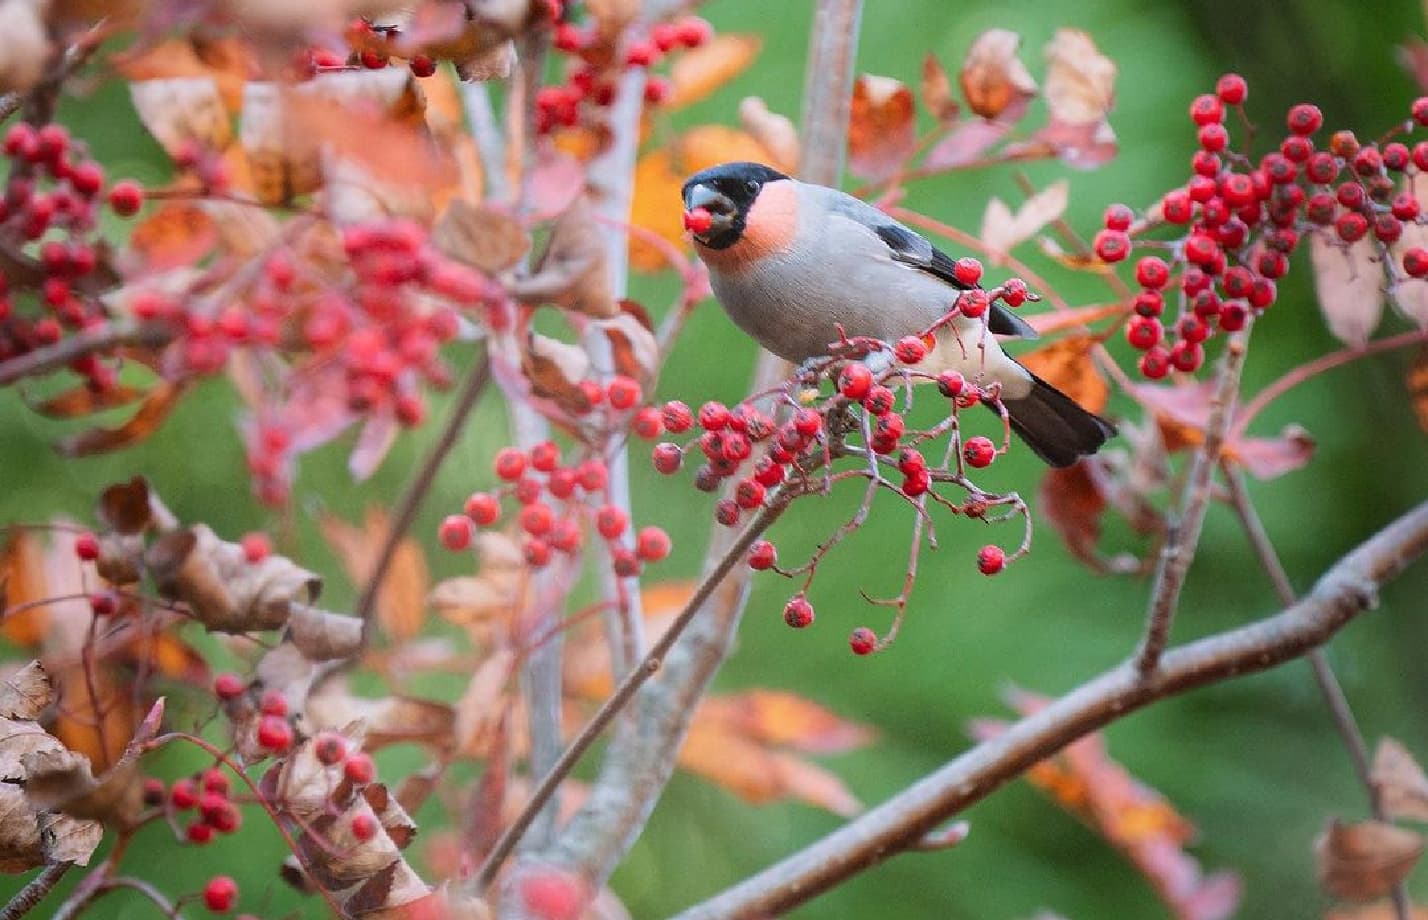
[847,74,916,182]
[127,202,217,270]
[56,381,188,457]
[113,36,257,112]
[677,719,862,817]
[0,531,50,647]
[1409,344,1428,435]
[318,507,430,642]
[1018,334,1109,415]
[694,690,876,755]
[666,34,762,109]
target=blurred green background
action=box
[4,0,1428,917]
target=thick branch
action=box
[673,498,1428,920]
[0,862,71,920]
[0,321,172,387]
[1135,324,1253,673]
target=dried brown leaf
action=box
[0,0,49,95]
[433,199,529,274]
[0,784,45,872]
[1019,334,1109,415]
[1309,231,1385,347]
[97,475,170,535]
[847,74,917,183]
[525,146,586,222]
[1317,819,1425,901]
[56,381,187,457]
[1037,461,1110,570]
[677,721,862,816]
[1372,738,1428,824]
[429,573,521,624]
[305,679,455,750]
[29,383,147,419]
[666,34,762,109]
[129,77,231,156]
[1042,28,1116,127]
[510,197,614,317]
[960,28,1037,120]
[980,180,1069,263]
[921,53,959,123]
[0,661,53,721]
[0,533,48,646]
[594,307,659,386]
[694,690,876,755]
[113,36,256,111]
[319,508,429,642]
[126,203,217,270]
[738,97,799,174]
[0,716,67,781]
[287,605,363,660]
[455,649,515,757]
[523,333,594,413]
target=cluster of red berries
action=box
[153,763,244,845]
[441,430,672,577]
[293,17,445,80]
[0,121,144,387]
[1096,74,1428,379]
[540,7,714,133]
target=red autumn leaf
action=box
[847,74,917,182]
[959,28,1037,120]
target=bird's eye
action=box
[745,179,759,194]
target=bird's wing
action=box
[821,190,1038,339]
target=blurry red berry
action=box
[1134,256,1170,289]
[698,401,730,430]
[171,778,200,810]
[734,478,766,509]
[1285,103,1322,135]
[976,545,1006,575]
[1215,73,1247,105]
[352,813,379,842]
[344,752,375,784]
[439,515,474,550]
[187,821,214,845]
[408,54,436,78]
[519,502,555,537]
[494,447,527,481]
[936,370,966,397]
[862,386,895,416]
[595,505,627,540]
[635,526,671,562]
[607,375,641,410]
[748,539,777,570]
[662,400,694,433]
[1189,93,1223,126]
[1139,346,1171,380]
[314,732,348,766]
[203,876,238,912]
[107,180,144,216]
[256,716,292,752]
[531,441,561,472]
[213,673,245,701]
[75,531,100,561]
[632,406,663,439]
[1093,229,1130,263]
[1405,247,1428,278]
[1103,203,1133,231]
[652,442,683,474]
[240,532,271,564]
[465,492,501,525]
[849,627,877,656]
[1198,123,1229,152]
[894,335,927,364]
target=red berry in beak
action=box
[683,206,714,234]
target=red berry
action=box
[1306,152,1339,184]
[753,456,786,487]
[644,77,670,105]
[1139,346,1171,380]
[1134,257,1169,289]
[213,673,245,701]
[256,716,292,752]
[107,180,144,216]
[239,532,270,564]
[936,370,966,397]
[734,478,766,509]
[1133,291,1164,317]
[838,363,873,399]
[624,41,658,67]
[862,386,895,416]
[203,875,238,912]
[530,441,561,473]
[1126,315,1162,350]
[465,492,501,525]
[1353,146,1384,177]
[607,375,641,410]
[1198,123,1229,153]
[343,752,375,784]
[1215,73,1247,105]
[1161,190,1193,224]
[74,531,100,561]
[976,545,1006,575]
[1336,211,1369,243]
[408,54,436,78]
[1392,193,1420,222]
[186,821,214,845]
[849,627,877,656]
[519,502,555,537]
[143,777,165,805]
[963,436,996,468]
[1170,340,1204,373]
[611,547,641,577]
[783,595,814,629]
[1000,278,1028,307]
[258,690,286,717]
[894,335,927,364]
[1405,247,1428,278]
[201,768,229,796]
[351,813,379,842]
[897,448,927,475]
[89,592,117,617]
[1219,301,1249,331]
[652,442,683,474]
[518,870,586,920]
[635,526,671,562]
[494,447,527,481]
[1178,315,1210,345]
[439,515,474,550]
[661,400,694,433]
[576,459,608,492]
[952,257,983,285]
[902,469,931,496]
[748,540,777,570]
[683,207,713,234]
[595,505,627,540]
[1280,135,1314,163]
[171,778,200,810]
[1103,203,1133,231]
[958,289,989,318]
[651,22,680,52]
[1093,229,1130,263]
[714,499,740,527]
[1414,97,1428,127]
[554,23,585,51]
[1189,93,1223,126]
[793,408,822,437]
[632,406,663,439]
[698,401,730,430]
[314,732,347,765]
[675,16,713,47]
[1286,103,1322,135]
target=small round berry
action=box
[644,77,671,105]
[635,526,671,562]
[1414,97,1428,127]
[1161,189,1193,224]
[256,716,292,752]
[793,408,822,437]
[897,448,927,476]
[1405,247,1428,278]
[213,672,245,701]
[963,436,996,468]
[576,459,608,492]
[1330,130,1360,159]
[107,180,144,217]
[1392,193,1421,222]
[171,778,200,810]
[344,752,375,784]
[200,768,229,796]
[748,539,777,570]
[1306,152,1339,184]
[976,545,1006,575]
[595,505,628,540]
[1178,315,1211,345]
[612,547,641,577]
[607,375,642,410]
[1125,315,1162,351]
[1215,73,1247,105]
[465,492,501,526]
[203,875,238,912]
[698,401,730,430]
[661,400,694,433]
[519,502,555,537]
[1139,346,1171,380]
[1285,103,1322,136]
[314,732,347,766]
[89,592,117,617]
[958,289,990,318]
[143,777,166,806]
[952,257,983,285]
[1335,211,1369,243]
[783,595,815,629]
[1000,278,1029,307]
[351,813,379,842]
[1198,123,1229,153]
[1133,256,1169,290]
[936,370,966,398]
[259,690,287,717]
[494,447,527,481]
[1219,301,1249,331]
[849,627,877,656]
[894,335,927,364]
[683,207,713,234]
[652,442,683,474]
[1170,340,1204,373]
[74,531,100,561]
[734,478,766,509]
[186,821,214,845]
[1093,229,1130,263]
[837,363,873,399]
[624,40,658,68]
[1189,93,1223,126]
[408,54,436,78]
[1103,203,1133,231]
[239,532,270,564]
[714,499,740,527]
[632,406,664,439]
[530,440,561,473]
[1133,291,1164,317]
[753,456,786,487]
[902,469,931,496]
[439,515,474,551]
[862,386,895,416]
[676,16,713,47]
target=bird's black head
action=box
[681,161,790,249]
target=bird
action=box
[680,161,1115,468]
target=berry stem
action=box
[354,350,492,645]
[1135,318,1255,675]
[470,498,791,893]
[1221,461,1411,920]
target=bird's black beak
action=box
[683,183,737,241]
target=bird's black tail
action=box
[999,370,1116,468]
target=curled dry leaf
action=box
[1134,381,1316,480]
[0,784,103,872]
[305,678,455,751]
[145,523,322,633]
[738,97,800,174]
[593,305,660,387]
[509,196,614,317]
[666,33,762,109]
[349,413,399,483]
[1372,738,1428,824]
[287,605,363,660]
[433,199,529,274]
[980,180,1069,263]
[921,53,959,123]
[130,77,232,157]
[98,475,176,535]
[959,28,1037,120]
[693,690,876,755]
[677,719,863,817]
[1317,819,1426,901]
[1037,460,1111,573]
[55,381,189,458]
[847,74,917,183]
[29,383,147,419]
[112,36,256,112]
[522,332,594,414]
[1019,334,1109,415]
[1309,231,1385,348]
[455,648,516,757]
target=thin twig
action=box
[0,322,172,387]
[1135,321,1254,674]
[0,862,71,920]
[1221,460,1410,920]
[355,350,491,644]
[672,498,1428,920]
[469,499,788,892]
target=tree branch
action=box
[1221,460,1410,920]
[1135,323,1254,673]
[0,321,172,387]
[0,862,71,920]
[672,498,1428,920]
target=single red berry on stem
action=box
[439,515,474,550]
[894,335,927,364]
[344,752,376,784]
[635,526,671,562]
[698,401,730,430]
[748,539,777,570]
[409,54,436,78]
[352,813,379,842]
[107,180,144,216]
[783,595,815,629]
[213,673,245,701]
[662,400,694,432]
[952,257,983,285]
[595,505,628,540]
[683,207,713,234]
[203,876,238,912]
[1093,229,1130,263]
[240,532,270,564]
[963,436,996,468]
[652,442,683,474]
[494,447,526,481]
[849,627,877,656]
[171,778,200,810]
[1215,73,1247,105]
[1103,203,1133,231]
[256,716,292,752]
[1189,93,1223,126]
[632,406,663,439]
[1404,247,1428,278]
[1286,103,1322,135]
[977,545,1006,575]
[465,492,501,525]
[75,531,100,561]
[1139,346,1171,380]
[607,376,642,410]
[838,363,873,399]
[315,732,348,765]
[1135,256,1170,289]
[1413,97,1428,127]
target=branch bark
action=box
[0,321,172,387]
[672,497,1428,919]
[0,862,71,920]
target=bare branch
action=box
[0,321,172,387]
[1135,323,1254,673]
[672,498,1428,920]
[0,862,72,920]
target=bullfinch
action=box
[680,161,1115,468]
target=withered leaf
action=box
[56,381,187,457]
[847,74,917,183]
[433,199,528,274]
[1019,334,1109,415]
[146,524,322,633]
[0,785,45,872]
[510,197,614,317]
[349,413,398,483]
[981,180,1069,263]
[1410,345,1428,435]
[97,475,166,535]
[738,97,799,174]
[319,508,430,643]
[921,53,959,123]
[287,605,363,661]
[1372,738,1428,824]
[1042,28,1116,128]
[0,661,52,721]
[126,203,217,270]
[429,573,521,624]
[1226,425,1316,480]
[666,34,762,109]
[1038,461,1110,571]
[129,77,232,157]
[1310,231,1385,348]
[0,716,67,781]
[694,690,876,755]
[455,649,515,757]
[305,681,455,751]
[461,713,508,863]
[525,146,586,222]
[594,307,659,386]
[960,29,1037,120]
[29,383,147,419]
[112,36,256,112]
[677,720,862,817]
[522,333,593,413]
[1317,819,1425,901]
